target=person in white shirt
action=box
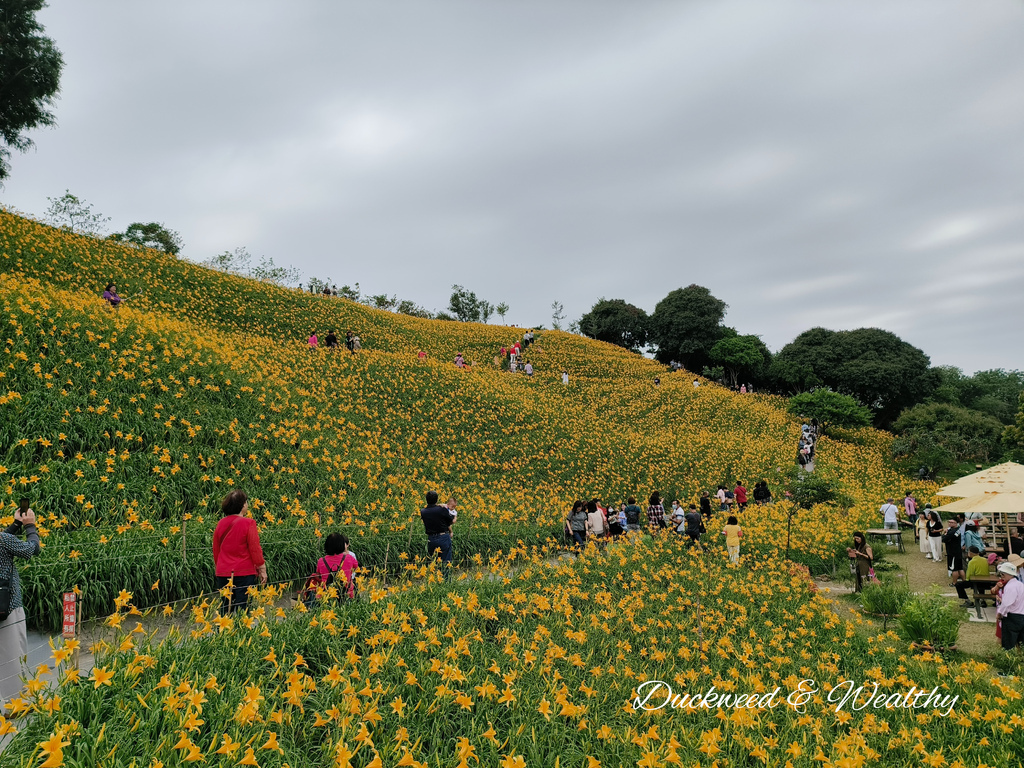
[880,497,900,545]
[996,562,1024,651]
[561,370,569,385]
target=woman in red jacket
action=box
[212,489,267,613]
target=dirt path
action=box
[815,541,1002,658]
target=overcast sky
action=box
[3,1,1023,372]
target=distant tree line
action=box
[576,285,1024,473]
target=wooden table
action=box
[967,576,1001,620]
[866,528,905,553]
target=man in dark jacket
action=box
[420,491,455,580]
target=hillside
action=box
[0,209,925,630]
[7,210,1024,768]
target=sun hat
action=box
[1007,554,1024,568]
[997,562,1018,577]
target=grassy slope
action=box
[0,210,929,629]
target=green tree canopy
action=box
[448,285,481,322]
[44,190,110,236]
[0,1,63,181]
[928,366,1024,425]
[771,327,935,426]
[108,222,183,256]
[710,334,771,387]
[650,284,727,370]
[787,389,872,432]
[893,402,1005,470]
[578,298,649,352]
[1004,393,1024,461]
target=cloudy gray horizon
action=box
[3,0,1023,373]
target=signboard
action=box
[62,592,77,639]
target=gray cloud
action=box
[3,0,1023,372]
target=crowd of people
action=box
[848,491,1024,651]
[308,329,361,353]
[561,482,768,559]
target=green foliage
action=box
[897,591,964,648]
[860,577,910,629]
[784,468,851,510]
[578,298,649,352]
[650,284,727,370]
[892,402,1004,470]
[787,389,872,432]
[929,366,1024,425]
[495,302,509,323]
[550,300,565,331]
[710,334,771,387]
[448,284,482,322]
[1004,392,1024,461]
[108,222,184,256]
[44,190,110,236]
[0,0,63,181]
[772,327,935,426]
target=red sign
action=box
[62,592,77,638]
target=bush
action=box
[898,591,965,648]
[860,577,910,629]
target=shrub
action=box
[860,577,910,629]
[898,590,965,648]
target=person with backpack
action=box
[734,482,748,511]
[304,533,358,605]
[699,491,712,520]
[647,492,666,532]
[623,497,643,533]
[0,501,40,704]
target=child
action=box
[722,515,743,564]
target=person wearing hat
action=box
[996,562,1024,650]
[955,546,990,607]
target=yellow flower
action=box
[89,666,114,688]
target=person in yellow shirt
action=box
[955,546,990,606]
[722,515,743,564]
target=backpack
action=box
[307,555,355,604]
[625,505,641,525]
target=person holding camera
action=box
[0,500,41,704]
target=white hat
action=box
[997,562,1018,577]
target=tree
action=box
[551,301,566,331]
[448,285,481,322]
[772,327,935,426]
[787,390,872,433]
[44,190,110,235]
[650,285,727,370]
[1004,393,1024,461]
[0,1,63,182]
[709,334,771,387]
[250,256,299,287]
[578,298,649,352]
[337,284,361,302]
[495,302,509,324]
[108,222,183,256]
[370,294,397,311]
[204,247,251,275]
[893,403,1005,468]
[396,299,431,319]
[480,301,494,324]
[928,366,1024,425]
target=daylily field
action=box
[1,209,1022,766]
